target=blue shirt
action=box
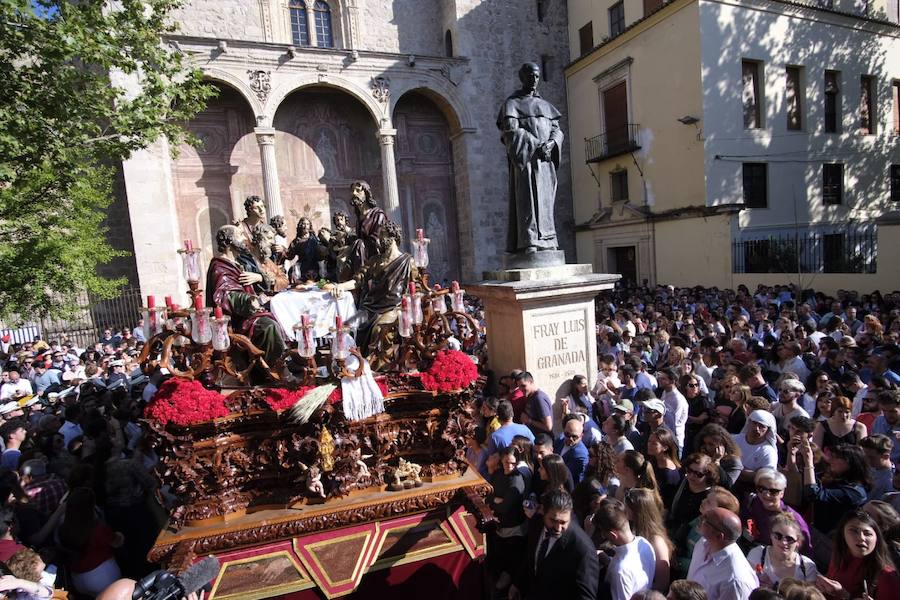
[481,423,535,476]
[872,416,900,463]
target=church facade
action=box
[114,0,574,298]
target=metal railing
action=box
[585,123,641,162]
[0,286,144,349]
[732,229,877,274]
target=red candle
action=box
[164,295,173,308]
[416,228,424,241]
[193,295,203,310]
[401,296,409,309]
[451,281,459,292]
[335,315,343,331]
[214,306,223,319]
[147,295,155,309]
[301,314,310,327]
[185,239,193,251]
[408,282,416,296]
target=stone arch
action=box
[392,90,461,282]
[199,67,264,118]
[170,81,262,267]
[267,76,387,127]
[272,85,383,238]
[387,75,476,134]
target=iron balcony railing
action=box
[585,123,641,163]
[732,229,877,274]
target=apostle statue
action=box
[497,62,564,256]
[206,225,287,367]
[327,221,417,365]
[285,217,321,284]
[235,195,267,246]
[250,222,289,296]
[346,181,387,275]
[328,211,354,281]
[268,214,289,263]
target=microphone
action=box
[132,557,221,600]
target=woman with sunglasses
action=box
[747,512,818,588]
[816,510,900,600]
[680,373,711,454]
[804,371,834,417]
[742,468,812,555]
[667,453,717,545]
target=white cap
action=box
[641,398,666,415]
[0,401,20,415]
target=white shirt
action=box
[661,388,688,449]
[770,403,809,430]
[746,545,818,584]
[607,535,656,600]
[733,434,778,471]
[688,538,759,600]
[851,384,868,418]
[778,356,810,383]
[0,379,32,400]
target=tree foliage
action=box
[0,0,216,320]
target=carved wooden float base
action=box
[150,468,492,599]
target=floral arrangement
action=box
[264,386,316,412]
[146,379,229,426]
[420,350,478,393]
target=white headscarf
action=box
[742,409,778,448]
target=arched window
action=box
[289,2,309,46]
[314,1,334,48]
[444,30,453,57]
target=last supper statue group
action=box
[205,180,416,374]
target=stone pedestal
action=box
[468,267,619,425]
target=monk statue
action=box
[497,62,564,261]
[250,222,289,296]
[206,225,286,367]
[346,180,387,275]
[328,221,417,364]
[285,217,321,284]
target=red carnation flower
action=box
[421,350,478,393]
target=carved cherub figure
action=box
[306,465,326,498]
[350,447,370,478]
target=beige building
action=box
[110,0,575,298]
[565,0,900,294]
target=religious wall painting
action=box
[274,88,383,236]
[393,92,460,282]
[171,84,262,265]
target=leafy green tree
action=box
[0,0,215,319]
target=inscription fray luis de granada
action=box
[530,310,588,383]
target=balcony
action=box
[585,124,641,163]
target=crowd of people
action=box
[0,282,898,599]
[0,325,170,599]
[474,283,900,600]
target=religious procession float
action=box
[137,184,492,599]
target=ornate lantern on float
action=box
[142,296,168,341]
[411,228,430,270]
[211,307,231,352]
[330,315,353,361]
[189,295,213,345]
[294,314,316,358]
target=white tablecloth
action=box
[269,288,357,340]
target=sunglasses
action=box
[756,485,784,496]
[686,467,706,478]
[771,530,798,545]
[687,383,699,388]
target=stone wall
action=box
[116,1,574,293]
[171,0,265,40]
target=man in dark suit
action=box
[509,489,599,600]
[553,415,589,484]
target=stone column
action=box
[254,127,284,218]
[378,128,400,223]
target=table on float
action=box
[269,287,357,341]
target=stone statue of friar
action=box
[497,62,563,258]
